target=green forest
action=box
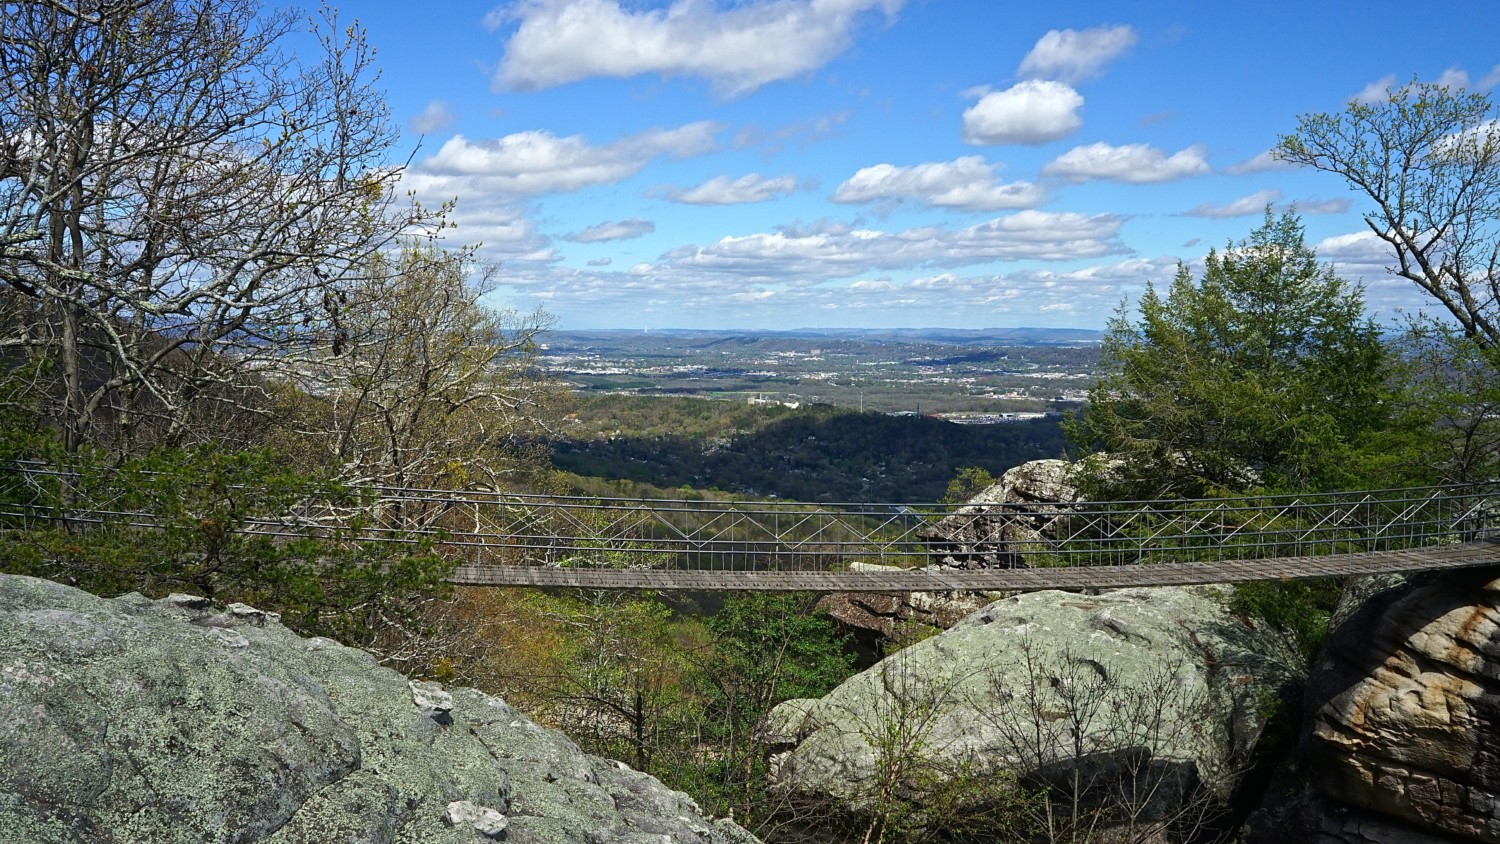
[550,395,1069,502]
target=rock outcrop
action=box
[820,459,1087,647]
[0,574,758,844]
[764,584,1299,830]
[918,458,1082,568]
[1246,567,1500,843]
[816,563,999,642]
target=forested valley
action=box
[550,395,1068,502]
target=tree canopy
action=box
[1068,211,1392,498]
[1277,81,1500,350]
[0,0,435,454]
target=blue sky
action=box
[351,0,1500,331]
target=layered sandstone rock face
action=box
[815,567,998,640]
[0,575,758,844]
[1293,567,1500,842]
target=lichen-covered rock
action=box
[1272,567,1500,843]
[918,458,1082,568]
[764,585,1298,825]
[0,574,758,844]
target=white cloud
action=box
[1356,68,1481,105]
[734,112,850,155]
[489,0,903,96]
[1291,198,1350,215]
[1182,189,1282,218]
[473,250,1207,329]
[832,156,1045,211]
[1353,74,1397,104]
[412,122,720,195]
[409,100,457,134]
[587,257,613,266]
[1311,231,1436,313]
[962,80,1083,145]
[441,205,559,264]
[1436,66,1471,91]
[1482,64,1500,90]
[1042,142,1210,183]
[1226,149,1289,175]
[565,218,656,242]
[658,210,1127,280]
[1017,25,1137,84]
[666,173,798,205]
[1315,230,1389,273]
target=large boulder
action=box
[0,574,758,844]
[764,584,1299,832]
[1247,567,1500,843]
[918,459,1083,568]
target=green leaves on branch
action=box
[1,445,454,656]
[1067,210,1394,499]
[1278,81,1500,351]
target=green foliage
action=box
[693,593,856,829]
[508,591,702,771]
[1278,81,1500,351]
[1377,320,1500,484]
[1068,210,1394,499]
[470,589,854,836]
[0,444,454,656]
[1226,578,1342,662]
[553,399,1067,502]
[941,466,996,504]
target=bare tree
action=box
[0,0,434,454]
[279,242,558,501]
[974,639,1239,843]
[1277,82,1500,351]
[772,653,1030,844]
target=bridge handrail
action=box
[10,457,1497,510]
[4,459,1498,573]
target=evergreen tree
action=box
[1068,211,1392,498]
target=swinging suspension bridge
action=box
[6,463,1499,592]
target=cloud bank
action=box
[666,173,799,204]
[1018,25,1137,83]
[833,156,1044,210]
[962,80,1084,145]
[1043,142,1210,183]
[489,0,903,96]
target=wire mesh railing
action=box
[4,461,1498,582]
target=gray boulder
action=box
[764,584,1298,830]
[918,459,1083,568]
[0,574,758,844]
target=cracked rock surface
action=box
[1250,567,1500,843]
[764,585,1299,816]
[0,574,759,844]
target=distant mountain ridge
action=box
[548,327,1103,346]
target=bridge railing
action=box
[5,460,1497,574]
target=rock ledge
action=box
[0,574,758,844]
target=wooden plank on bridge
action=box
[447,540,1500,591]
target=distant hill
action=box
[547,327,1102,347]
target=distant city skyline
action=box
[354,0,1500,330]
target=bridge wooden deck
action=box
[448,538,1500,592]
